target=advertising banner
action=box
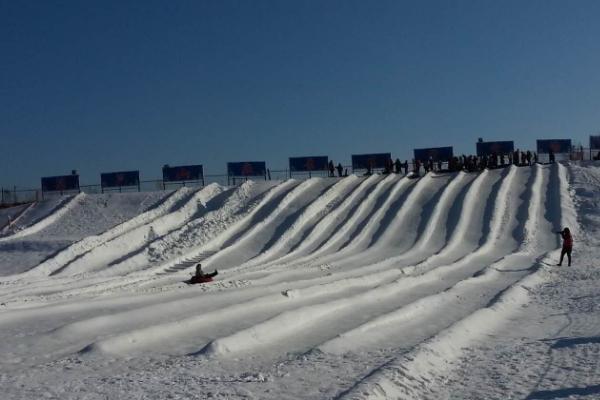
[101,171,140,188]
[351,153,391,170]
[227,161,267,177]
[41,175,80,192]
[537,139,572,154]
[413,146,453,162]
[289,156,329,172]
[476,141,515,157]
[163,165,204,182]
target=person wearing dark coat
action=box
[384,158,393,174]
[328,160,335,177]
[191,263,218,283]
[336,163,343,177]
[557,228,573,266]
[394,158,402,174]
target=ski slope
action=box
[0,162,596,399]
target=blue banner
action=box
[163,165,204,182]
[351,153,391,170]
[289,156,329,172]
[476,141,515,157]
[227,161,267,177]
[537,139,572,154]
[41,175,80,192]
[413,146,453,162]
[590,135,600,150]
[101,171,140,188]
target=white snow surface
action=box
[0,163,598,399]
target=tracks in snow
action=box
[0,165,569,398]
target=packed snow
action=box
[0,162,598,399]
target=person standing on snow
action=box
[336,163,343,177]
[328,160,335,177]
[557,228,573,266]
[394,158,402,174]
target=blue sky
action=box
[1,0,599,188]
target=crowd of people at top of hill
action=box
[443,148,541,173]
[324,148,585,179]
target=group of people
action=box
[324,147,597,179]
[328,161,348,178]
[328,159,412,177]
[440,149,540,173]
[364,158,410,176]
[384,159,410,175]
[321,146,596,180]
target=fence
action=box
[4,155,599,207]
[570,147,600,161]
[0,168,347,207]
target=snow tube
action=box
[188,276,214,284]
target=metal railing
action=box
[3,154,599,208]
[569,147,600,161]
[0,168,344,207]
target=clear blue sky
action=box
[1,0,599,188]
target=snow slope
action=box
[0,191,171,276]
[0,163,595,400]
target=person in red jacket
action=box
[557,228,573,266]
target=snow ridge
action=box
[0,193,84,243]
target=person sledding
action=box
[188,263,218,284]
[556,227,573,266]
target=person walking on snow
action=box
[557,228,573,266]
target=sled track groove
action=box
[0,164,571,397]
[65,167,534,358]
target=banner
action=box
[537,139,572,154]
[351,153,391,170]
[227,161,267,177]
[590,135,600,150]
[413,146,453,162]
[289,156,329,172]
[101,171,140,188]
[476,141,514,157]
[163,165,204,182]
[41,175,80,192]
